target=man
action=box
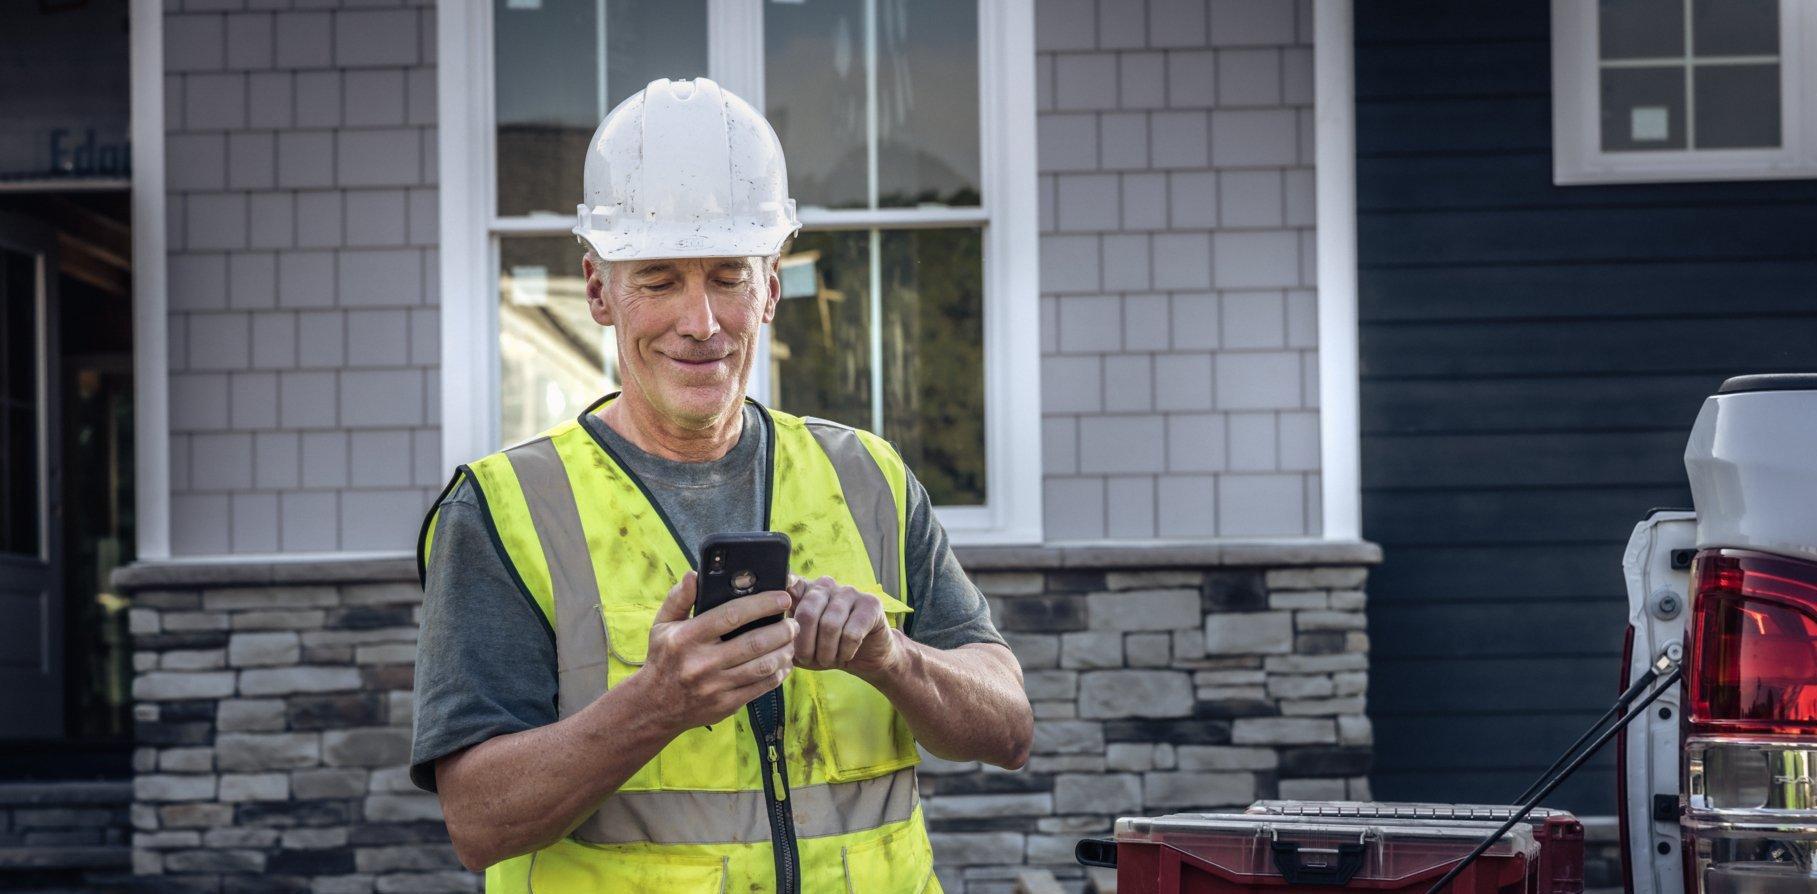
[410,78,1033,893]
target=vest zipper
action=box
[749,687,799,894]
[579,397,797,890]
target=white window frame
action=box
[439,0,1043,544]
[1552,0,1817,185]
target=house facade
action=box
[0,0,1808,891]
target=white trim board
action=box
[1314,0,1361,542]
[130,0,170,561]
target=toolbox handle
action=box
[1074,838,1117,868]
[1270,839,1367,887]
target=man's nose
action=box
[674,278,721,340]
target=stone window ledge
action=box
[112,539,1380,592]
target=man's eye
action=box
[715,278,746,288]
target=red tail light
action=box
[1687,550,1817,734]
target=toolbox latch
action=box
[1269,832,1367,887]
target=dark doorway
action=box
[0,194,135,778]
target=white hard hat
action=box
[573,77,801,262]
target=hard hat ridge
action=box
[573,77,801,262]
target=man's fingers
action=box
[814,597,854,667]
[692,589,791,641]
[653,571,698,624]
[791,586,828,663]
[725,641,795,688]
[711,618,799,669]
[723,670,790,708]
[836,599,880,666]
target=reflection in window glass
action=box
[766,0,869,210]
[1598,0,1683,59]
[498,237,617,447]
[770,228,985,505]
[876,0,980,207]
[766,0,979,209]
[1600,66,1686,151]
[1694,64,1781,149]
[494,0,708,217]
[881,228,984,506]
[1692,0,1778,56]
[770,232,873,426]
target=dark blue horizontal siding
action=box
[1355,0,1817,817]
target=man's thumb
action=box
[654,571,698,623]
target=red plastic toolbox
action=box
[1102,811,1543,894]
[1246,802,1584,894]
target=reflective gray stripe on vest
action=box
[804,420,901,599]
[573,766,920,845]
[505,438,609,720]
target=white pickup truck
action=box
[1619,373,1817,894]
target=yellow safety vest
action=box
[418,396,941,893]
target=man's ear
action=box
[583,254,614,326]
[760,256,781,325]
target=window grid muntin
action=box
[1596,0,1783,152]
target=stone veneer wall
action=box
[120,559,458,894]
[928,542,1376,893]
[117,543,1377,893]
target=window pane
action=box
[770,231,873,425]
[1694,64,1781,149]
[881,228,984,506]
[876,0,980,207]
[1600,66,1686,151]
[1693,0,1778,56]
[2,248,39,556]
[498,236,617,447]
[766,0,981,210]
[1599,0,1684,60]
[766,0,870,210]
[495,0,707,217]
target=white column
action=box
[130,0,170,559]
[1314,0,1362,541]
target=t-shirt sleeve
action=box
[899,466,1007,651]
[409,479,560,792]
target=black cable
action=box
[1512,667,1659,805]
[1424,666,1684,894]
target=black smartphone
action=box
[694,532,792,641]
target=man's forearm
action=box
[435,671,677,870]
[856,633,1032,769]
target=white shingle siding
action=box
[165,0,439,556]
[1038,0,1321,540]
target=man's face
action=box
[584,254,780,429]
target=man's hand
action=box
[636,571,798,733]
[787,575,901,679]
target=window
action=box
[1552,0,1817,184]
[442,0,1041,541]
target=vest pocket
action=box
[529,839,728,894]
[598,608,663,791]
[838,816,937,894]
[805,589,920,782]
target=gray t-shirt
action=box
[409,405,1004,791]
